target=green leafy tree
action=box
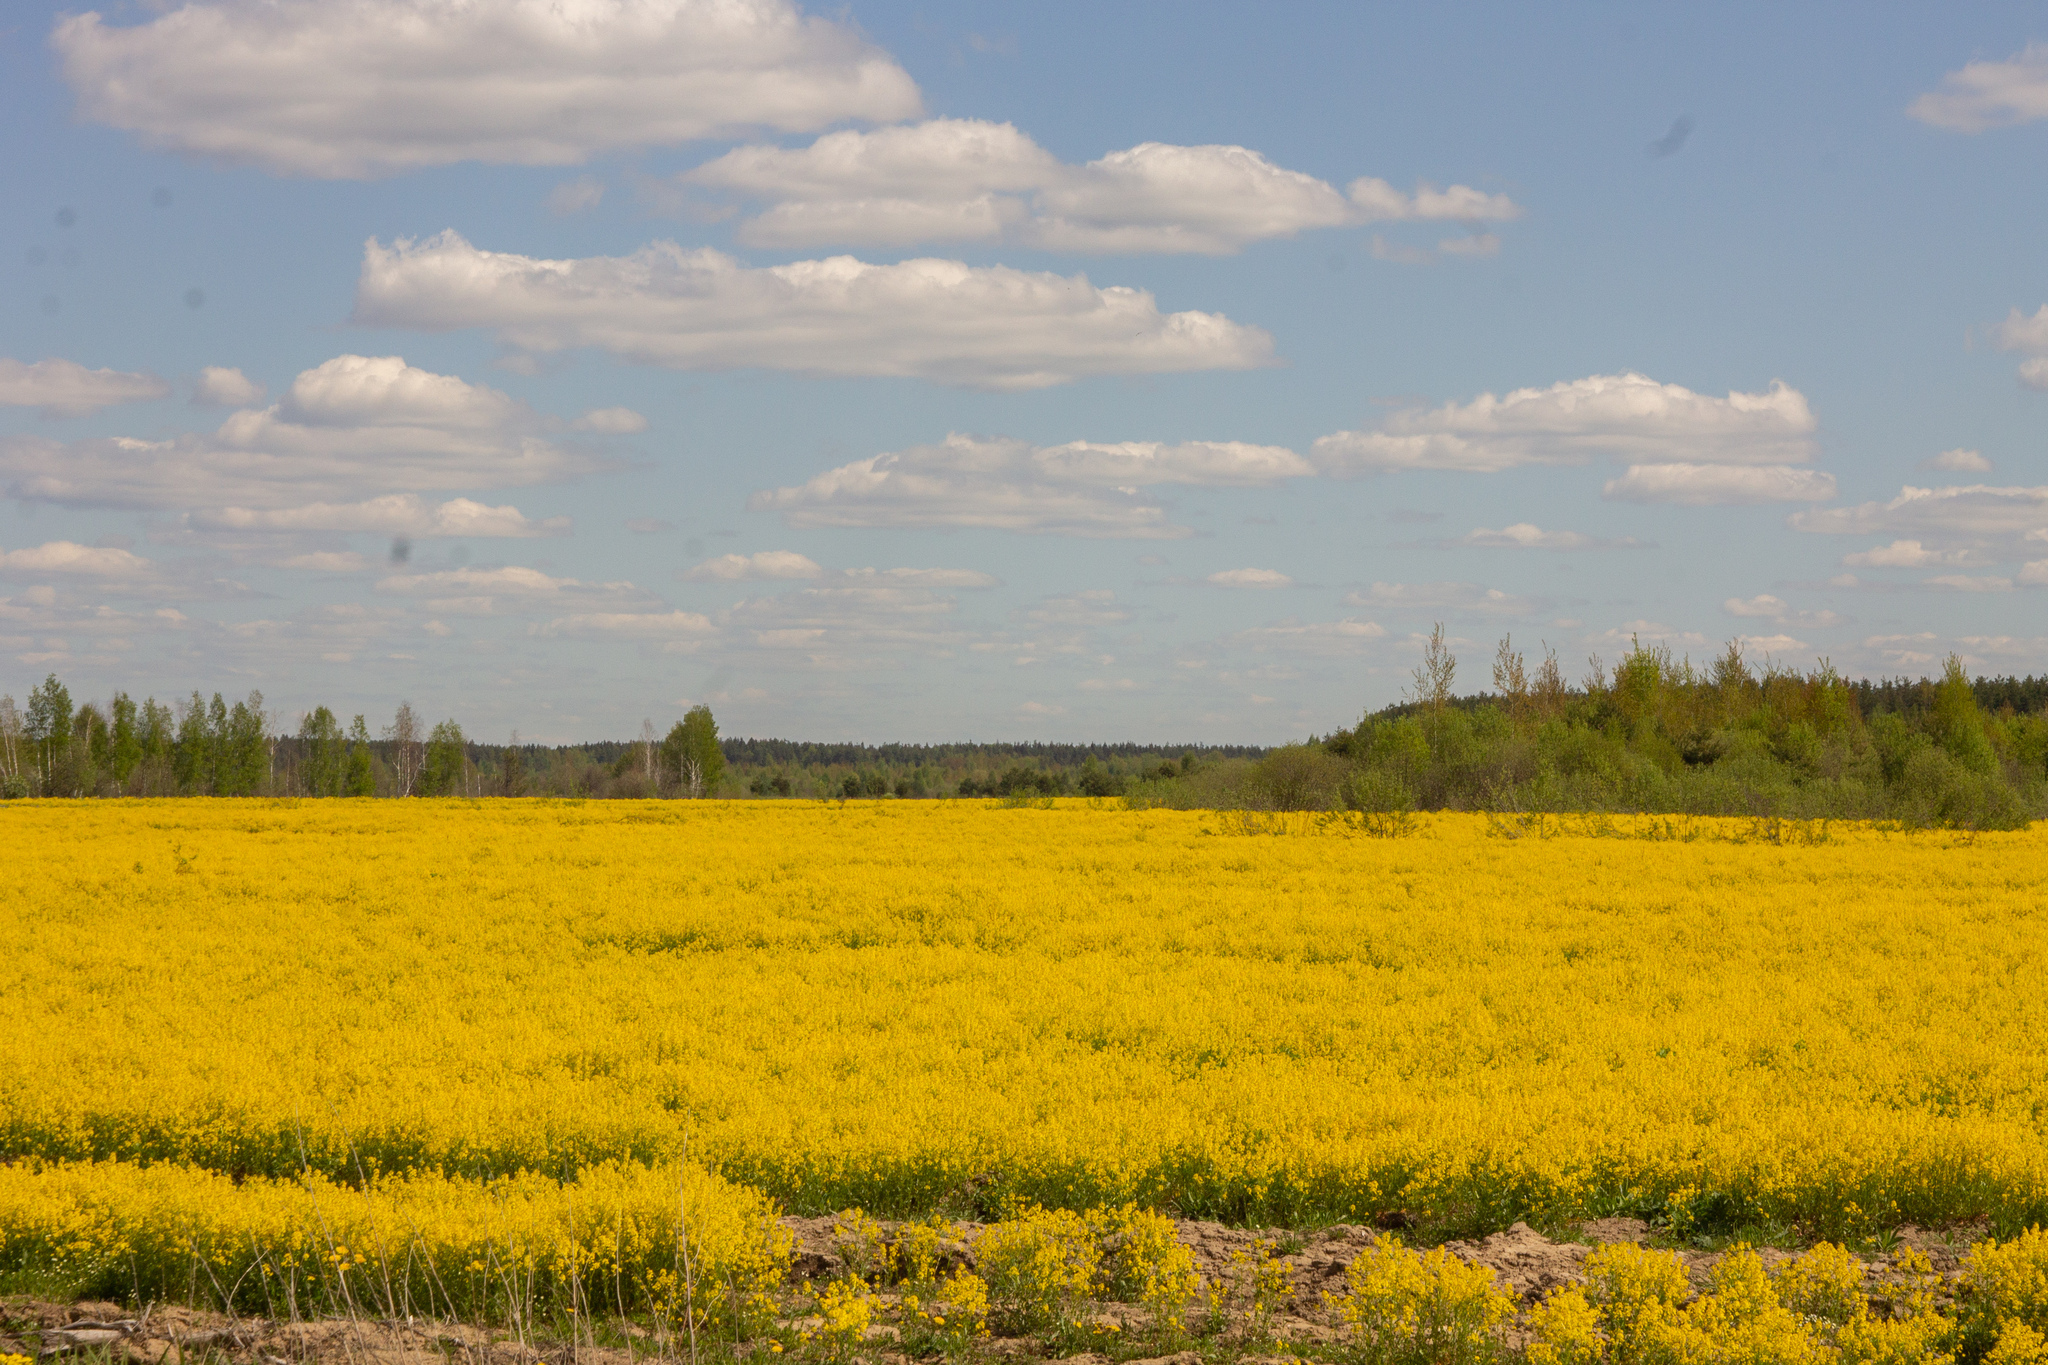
[109,693,141,788]
[137,698,175,794]
[217,692,268,796]
[663,705,724,797]
[77,702,109,771]
[1930,655,1996,774]
[502,731,525,797]
[24,674,72,792]
[174,691,212,793]
[344,715,377,797]
[206,693,230,793]
[299,706,346,796]
[420,719,467,796]
[68,702,106,795]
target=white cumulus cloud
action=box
[684,551,825,581]
[676,118,1521,255]
[0,358,169,418]
[1996,305,2048,388]
[1312,373,1817,475]
[378,565,651,616]
[750,432,1308,537]
[1841,539,1964,569]
[1602,463,1837,505]
[353,231,1275,390]
[1350,582,1540,614]
[1722,595,1841,629]
[0,355,609,512]
[190,495,569,538]
[834,566,997,589]
[191,366,266,407]
[1923,447,1991,473]
[54,0,922,178]
[1735,633,1809,655]
[1451,523,1596,549]
[534,609,719,640]
[0,541,155,577]
[1206,568,1293,589]
[1909,43,2048,132]
[1792,484,2048,559]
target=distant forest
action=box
[3,634,2045,827]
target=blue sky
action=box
[3,1,2046,743]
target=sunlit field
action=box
[5,800,2046,1237]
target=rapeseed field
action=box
[3,799,2044,1242]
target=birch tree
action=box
[385,701,424,796]
[0,695,22,794]
[662,705,724,798]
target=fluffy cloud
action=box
[1602,463,1837,505]
[1923,447,1991,473]
[1207,568,1293,588]
[54,0,922,178]
[835,566,998,588]
[1721,595,1841,629]
[533,609,717,640]
[678,118,1521,254]
[189,495,570,538]
[1449,523,1638,548]
[1792,484,2048,555]
[0,355,607,511]
[684,553,999,588]
[1312,373,1817,475]
[0,541,155,577]
[1841,539,1964,569]
[1734,633,1809,655]
[684,551,824,581]
[1450,523,1597,549]
[191,366,265,407]
[281,551,371,572]
[353,232,1275,390]
[1928,574,2013,592]
[1996,306,2048,388]
[0,358,168,418]
[751,432,1308,537]
[1864,633,1941,667]
[378,565,650,616]
[727,585,969,656]
[1348,581,1540,614]
[1908,43,2048,132]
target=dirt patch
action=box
[0,1302,635,1365]
[6,1213,1989,1365]
[1440,1222,1591,1302]
[1579,1217,1650,1245]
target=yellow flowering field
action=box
[2,798,2046,1246]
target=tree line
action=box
[8,639,2044,823]
[1125,630,2048,830]
[0,676,725,800]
